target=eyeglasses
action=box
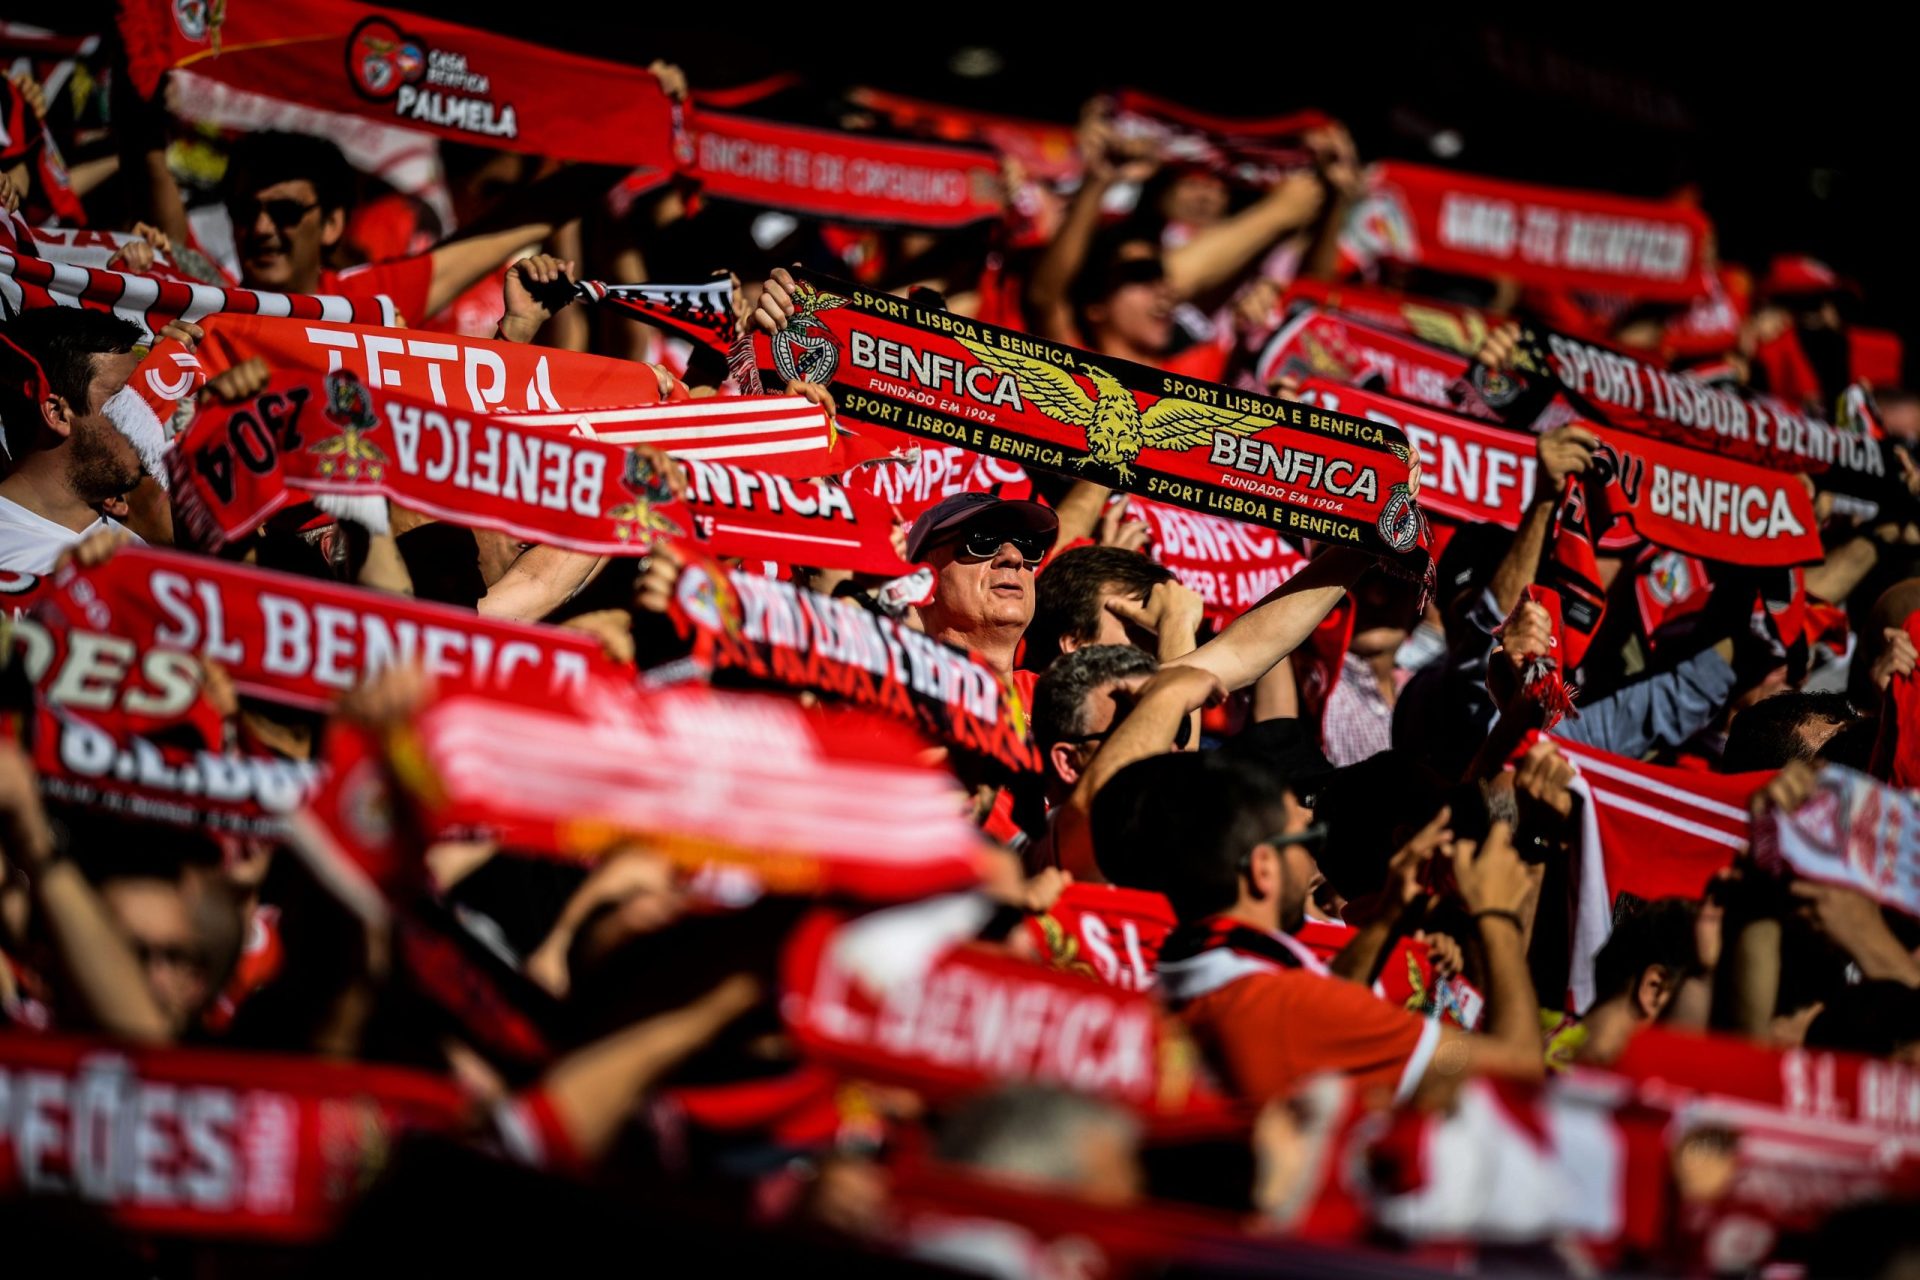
[1238,822,1329,876]
[956,529,1052,565]
[1057,712,1194,751]
[131,938,208,974]
[230,197,322,229]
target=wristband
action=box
[1473,909,1524,932]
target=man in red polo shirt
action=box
[1138,752,1546,1106]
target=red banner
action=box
[1112,91,1333,187]
[681,457,908,575]
[848,87,1082,183]
[840,447,1033,521]
[116,0,681,169]
[0,1031,467,1241]
[19,547,611,712]
[1283,278,1498,356]
[1301,381,1821,566]
[397,680,987,901]
[1257,306,1475,412]
[688,112,1004,228]
[1123,497,1309,626]
[1345,161,1712,300]
[665,558,1040,777]
[1024,883,1177,992]
[169,367,697,557]
[1534,328,1883,478]
[782,908,1220,1118]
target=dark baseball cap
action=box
[904,492,1060,563]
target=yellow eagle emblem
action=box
[957,339,1268,484]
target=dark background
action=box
[65,8,1920,380]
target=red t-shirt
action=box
[322,255,435,328]
[1179,966,1439,1106]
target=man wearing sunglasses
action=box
[202,131,600,329]
[1138,753,1548,1107]
[906,492,1061,681]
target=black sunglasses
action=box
[956,529,1051,564]
[1058,712,1194,751]
[230,197,322,229]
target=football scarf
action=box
[1878,616,1920,788]
[679,457,909,575]
[1750,763,1920,921]
[0,213,397,341]
[0,75,81,224]
[1553,737,1766,1010]
[116,0,683,169]
[1112,91,1335,187]
[575,277,737,355]
[734,270,1433,574]
[1304,380,1819,566]
[1283,278,1499,357]
[685,111,1005,228]
[1496,586,1577,729]
[1540,478,1609,670]
[167,366,698,557]
[0,1030,469,1242]
[1341,161,1712,300]
[1257,306,1478,412]
[179,314,899,478]
[840,446,1033,521]
[1025,883,1178,992]
[781,903,1221,1119]
[662,556,1040,777]
[17,546,613,712]
[295,678,986,922]
[847,86,1083,183]
[1513,327,1886,480]
[1123,496,1311,627]
[19,562,324,835]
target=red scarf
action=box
[1751,763,1920,919]
[117,0,682,169]
[681,457,908,576]
[848,87,1083,183]
[0,213,396,340]
[1532,328,1884,478]
[1124,496,1310,628]
[1878,617,1920,787]
[1257,306,1476,411]
[19,561,324,835]
[737,271,1434,576]
[342,677,985,903]
[664,557,1040,777]
[1497,586,1577,729]
[0,77,81,225]
[576,277,737,355]
[1112,92,1334,187]
[1554,736,1765,1009]
[178,314,897,479]
[169,366,698,557]
[1283,277,1497,355]
[840,446,1033,520]
[24,546,615,711]
[1342,161,1711,300]
[781,906,1223,1119]
[1024,883,1178,992]
[683,111,1004,228]
[0,1030,468,1241]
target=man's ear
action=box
[1635,965,1675,1021]
[1049,741,1081,787]
[1246,843,1280,901]
[320,206,347,249]
[1058,633,1083,655]
[39,394,73,439]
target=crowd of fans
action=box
[1,12,1919,1277]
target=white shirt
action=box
[0,495,140,574]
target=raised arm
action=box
[1169,546,1373,691]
